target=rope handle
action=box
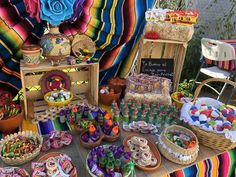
[193,78,236,103]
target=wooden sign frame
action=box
[136,37,188,91]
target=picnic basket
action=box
[181,78,236,151]
[157,125,199,165]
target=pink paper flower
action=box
[23,0,41,22]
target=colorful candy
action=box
[31,154,76,177]
[1,135,40,159]
[87,145,132,177]
[189,104,236,132]
[0,167,29,177]
[166,131,196,149]
[41,131,72,151]
[112,99,180,133]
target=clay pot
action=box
[21,44,42,67]
[0,110,24,134]
[99,85,121,106]
[108,77,126,98]
[79,131,103,149]
[40,26,71,66]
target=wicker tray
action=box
[0,131,43,165]
[184,78,236,151]
[157,125,199,165]
[123,133,161,171]
[38,152,77,177]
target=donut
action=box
[138,137,148,147]
[130,136,141,145]
[137,159,149,167]
[150,157,157,166]
[130,145,139,152]
[46,157,57,171]
[140,145,150,152]
[127,140,133,147]
[132,152,141,160]
[141,152,152,161]
[140,158,151,166]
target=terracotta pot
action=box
[21,44,42,67]
[99,85,121,106]
[40,26,71,66]
[108,77,126,98]
[0,89,12,106]
[79,131,103,149]
[0,110,24,134]
[102,128,121,142]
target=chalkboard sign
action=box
[140,58,174,81]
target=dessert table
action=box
[0,129,226,177]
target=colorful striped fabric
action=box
[0,0,45,95]
[0,0,154,95]
[61,0,154,84]
[205,40,236,71]
[168,148,236,177]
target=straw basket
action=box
[157,125,199,165]
[0,131,43,165]
[184,78,236,151]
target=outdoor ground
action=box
[200,86,236,107]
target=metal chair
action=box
[192,38,236,102]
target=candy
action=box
[200,104,208,111]
[32,154,75,177]
[227,114,235,123]
[41,131,72,151]
[199,114,207,123]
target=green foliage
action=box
[209,0,236,39]
[178,79,195,97]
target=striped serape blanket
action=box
[0,0,154,96]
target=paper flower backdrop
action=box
[23,0,85,26]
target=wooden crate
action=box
[20,60,99,119]
[136,38,188,91]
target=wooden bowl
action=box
[123,133,161,171]
[99,85,121,106]
[0,110,24,134]
[38,152,77,177]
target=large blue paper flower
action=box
[40,0,75,26]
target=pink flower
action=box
[23,0,41,22]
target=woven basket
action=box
[0,131,43,165]
[187,78,236,151]
[158,125,199,165]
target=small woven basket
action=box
[189,78,236,151]
[158,125,199,165]
[0,131,43,165]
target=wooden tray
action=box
[123,134,161,171]
[38,152,77,177]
